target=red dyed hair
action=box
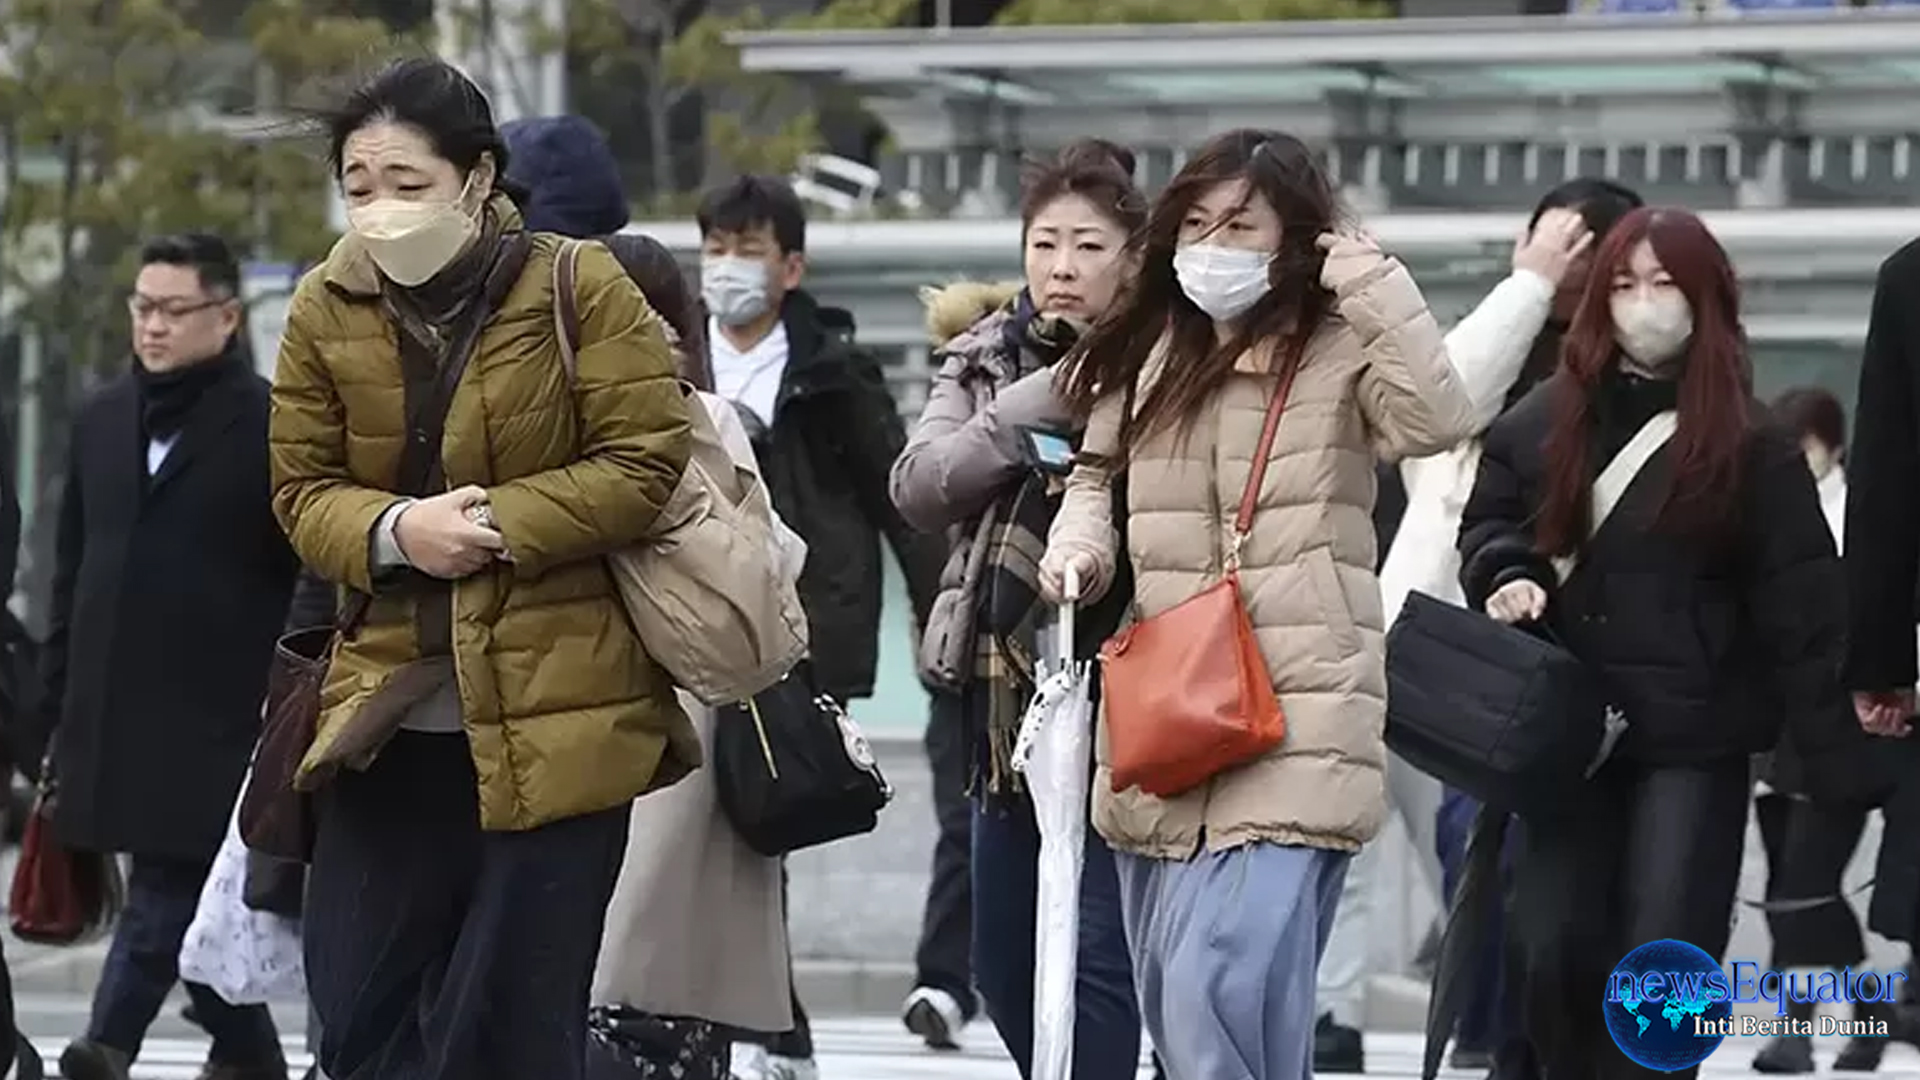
[1534,207,1753,556]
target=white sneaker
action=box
[765,1055,818,1080]
[729,1043,771,1080]
[901,985,967,1050]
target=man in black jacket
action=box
[694,177,944,1079]
[47,233,297,1080]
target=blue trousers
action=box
[971,795,1141,1080]
[89,856,282,1065]
[1435,788,1519,1052]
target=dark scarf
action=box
[381,207,510,358]
[134,339,245,441]
[1505,319,1567,414]
[973,291,1086,797]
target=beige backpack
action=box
[551,240,809,704]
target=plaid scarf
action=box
[973,294,1082,796]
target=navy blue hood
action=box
[500,115,629,238]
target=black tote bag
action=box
[713,663,892,857]
[1385,590,1619,818]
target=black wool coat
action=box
[42,355,297,862]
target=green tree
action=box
[0,0,394,611]
[994,0,1389,22]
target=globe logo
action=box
[1604,939,1731,1070]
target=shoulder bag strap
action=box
[1551,408,1678,585]
[1224,352,1303,572]
[551,239,584,386]
[336,233,534,636]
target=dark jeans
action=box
[304,732,629,1080]
[1436,788,1520,1052]
[89,855,281,1065]
[1511,757,1749,1080]
[972,794,1140,1080]
[913,691,974,1011]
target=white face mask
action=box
[1173,243,1273,323]
[701,255,773,327]
[346,176,481,288]
[1610,292,1694,373]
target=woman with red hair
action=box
[1457,207,1854,1076]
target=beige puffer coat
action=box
[1047,250,1475,859]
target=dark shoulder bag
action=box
[239,236,532,862]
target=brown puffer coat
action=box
[1048,249,1475,858]
[269,207,697,832]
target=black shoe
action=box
[900,987,965,1051]
[56,1041,129,1080]
[1450,1045,1494,1070]
[1834,1034,1886,1071]
[1752,1035,1815,1074]
[1312,1013,1364,1073]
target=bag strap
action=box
[1551,409,1678,584]
[1225,352,1302,571]
[551,239,585,386]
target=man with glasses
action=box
[46,233,298,1080]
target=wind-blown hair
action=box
[1054,129,1348,446]
[1535,207,1753,555]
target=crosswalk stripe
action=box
[24,1022,1920,1078]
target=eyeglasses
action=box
[127,295,227,322]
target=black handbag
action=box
[1385,590,1622,818]
[713,665,892,857]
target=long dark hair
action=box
[1055,129,1344,447]
[1535,207,1752,555]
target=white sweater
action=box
[1378,269,1557,624]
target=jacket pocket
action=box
[1305,547,1364,656]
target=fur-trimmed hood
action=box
[919,280,1023,347]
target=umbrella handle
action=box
[1056,563,1079,660]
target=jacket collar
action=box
[321,193,525,300]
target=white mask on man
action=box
[701,255,773,327]
[1611,292,1694,373]
[1172,244,1274,323]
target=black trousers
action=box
[305,732,629,1080]
[912,690,974,1012]
[1755,791,1871,968]
[1510,756,1749,1080]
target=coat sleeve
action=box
[1844,243,1920,692]
[890,353,1065,534]
[1442,270,1557,436]
[1339,257,1477,462]
[269,275,418,595]
[1739,427,1856,779]
[1456,412,1556,611]
[484,245,693,580]
[1044,387,1125,605]
[836,343,943,626]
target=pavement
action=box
[8,995,1920,1079]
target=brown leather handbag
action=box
[1098,360,1299,798]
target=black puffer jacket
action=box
[748,291,944,702]
[1459,370,1853,771]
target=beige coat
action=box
[591,693,792,1032]
[1048,252,1475,859]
